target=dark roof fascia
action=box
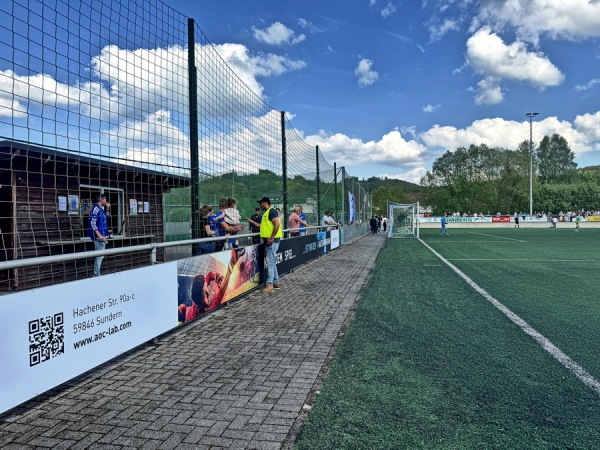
[0,139,191,184]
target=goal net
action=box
[388,202,419,238]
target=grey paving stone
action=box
[174,443,211,450]
[21,436,66,448]
[246,439,282,450]
[0,234,384,450]
[139,440,164,450]
[95,426,130,444]
[197,435,234,447]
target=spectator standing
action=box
[87,194,110,276]
[321,211,340,230]
[382,216,388,232]
[245,207,262,244]
[288,207,309,237]
[298,206,308,236]
[198,204,218,254]
[369,216,378,234]
[514,212,520,228]
[258,197,282,293]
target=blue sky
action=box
[167,0,600,182]
[1,0,599,183]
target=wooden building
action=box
[0,140,189,292]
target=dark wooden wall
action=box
[0,144,187,293]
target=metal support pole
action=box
[339,166,343,223]
[416,202,420,239]
[341,167,345,225]
[316,145,321,222]
[334,162,338,221]
[188,19,200,254]
[281,111,288,223]
[526,112,539,217]
[357,180,360,224]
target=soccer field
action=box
[296,228,600,449]
[422,227,600,382]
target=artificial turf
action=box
[295,229,600,449]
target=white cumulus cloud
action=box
[304,129,426,167]
[355,58,379,87]
[419,114,600,157]
[473,0,600,46]
[466,28,565,89]
[253,22,306,46]
[471,78,503,106]
[0,40,306,172]
[290,110,600,181]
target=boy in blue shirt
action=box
[87,194,110,275]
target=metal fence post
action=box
[188,18,200,255]
[316,145,321,222]
[281,111,288,222]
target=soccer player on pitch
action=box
[440,212,449,236]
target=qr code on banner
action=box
[29,313,65,367]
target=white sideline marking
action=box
[468,232,526,242]
[448,259,600,262]
[420,238,600,396]
[430,240,521,243]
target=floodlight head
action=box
[525,112,540,118]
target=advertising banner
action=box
[586,215,600,222]
[330,229,340,249]
[0,263,178,414]
[492,215,511,223]
[419,216,491,223]
[419,216,549,223]
[275,235,318,274]
[348,191,357,223]
[317,231,329,255]
[177,246,261,324]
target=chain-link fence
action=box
[0,0,354,291]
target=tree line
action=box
[420,134,600,215]
[163,169,337,224]
[162,133,598,222]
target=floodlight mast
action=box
[526,112,539,217]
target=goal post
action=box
[388,202,419,238]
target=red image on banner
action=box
[177,246,261,324]
[492,215,511,223]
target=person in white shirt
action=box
[321,211,340,230]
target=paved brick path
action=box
[0,233,385,449]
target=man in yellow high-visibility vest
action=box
[258,196,282,293]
